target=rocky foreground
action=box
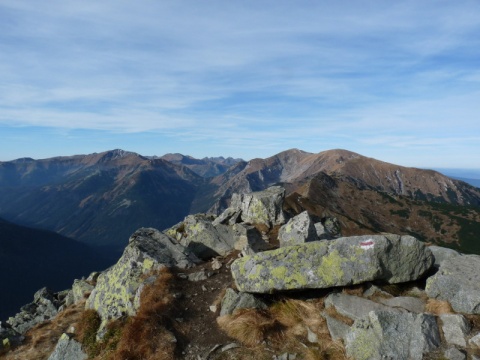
[2,186,480,360]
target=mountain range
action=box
[1,148,479,252]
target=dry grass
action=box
[107,267,178,360]
[2,303,84,360]
[425,299,454,315]
[217,298,350,360]
[217,308,281,347]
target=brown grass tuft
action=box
[425,298,454,315]
[217,309,281,347]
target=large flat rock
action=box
[426,254,480,314]
[231,234,433,293]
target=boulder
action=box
[278,211,317,247]
[180,214,237,259]
[231,234,434,293]
[230,223,268,252]
[86,228,198,336]
[72,279,95,304]
[345,310,440,360]
[7,287,62,334]
[228,186,286,227]
[220,288,268,316]
[325,293,400,321]
[428,245,461,268]
[48,333,87,360]
[440,314,470,348]
[425,254,480,314]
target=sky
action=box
[0,1,479,169]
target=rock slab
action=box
[426,254,480,314]
[232,234,434,293]
[345,310,440,360]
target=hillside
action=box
[0,150,204,249]
[0,217,108,320]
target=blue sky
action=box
[1,1,479,168]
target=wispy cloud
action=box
[0,0,479,167]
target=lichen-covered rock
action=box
[48,333,87,360]
[180,214,237,259]
[220,288,268,316]
[0,322,24,350]
[229,186,286,228]
[86,227,199,336]
[278,211,317,247]
[7,287,62,334]
[72,279,95,304]
[345,310,440,360]
[425,254,480,314]
[232,234,433,293]
[440,314,470,347]
[322,312,351,341]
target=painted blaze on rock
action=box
[231,234,434,293]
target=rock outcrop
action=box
[278,211,317,247]
[7,287,63,334]
[426,254,480,314]
[232,234,434,293]
[219,186,286,228]
[86,228,199,336]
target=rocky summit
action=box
[2,186,480,360]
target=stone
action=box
[345,310,441,360]
[325,293,400,321]
[187,270,212,282]
[180,214,237,259]
[228,186,286,227]
[211,258,223,270]
[7,287,62,334]
[444,347,466,360]
[362,283,392,298]
[72,279,95,303]
[278,211,318,247]
[219,288,268,316]
[469,333,480,348]
[232,234,434,293]
[86,228,198,337]
[440,314,470,347]
[48,333,87,360]
[377,296,425,313]
[0,322,24,350]
[425,254,480,314]
[428,245,461,268]
[322,312,351,341]
[231,223,268,252]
